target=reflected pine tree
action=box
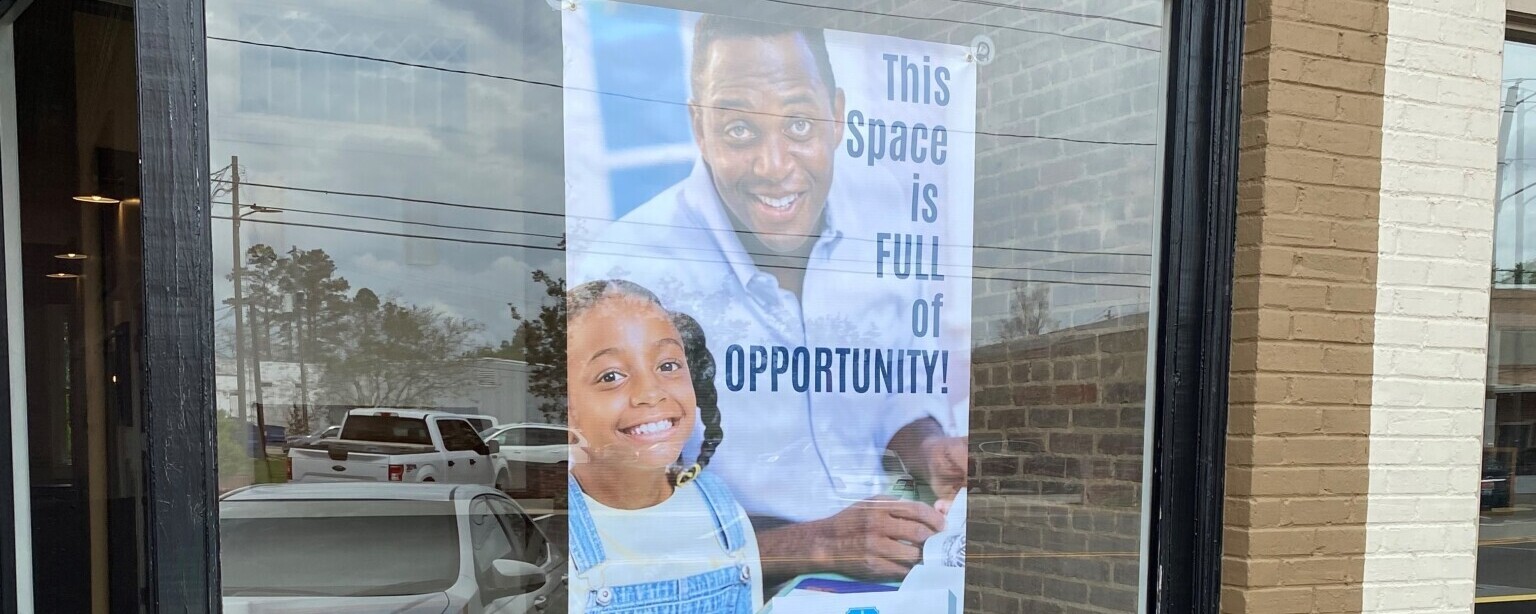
[503,270,566,424]
[227,243,484,412]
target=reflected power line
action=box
[214,215,1149,289]
[215,201,1149,278]
[212,177,1155,259]
[206,35,1157,148]
[754,0,1159,51]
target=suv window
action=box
[438,419,483,452]
[489,498,548,565]
[493,428,523,447]
[525,428,567,447]
[468,497,518,577]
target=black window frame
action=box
[0,0,1244,610]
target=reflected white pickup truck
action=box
[287,409,497,486]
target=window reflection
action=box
[1479,36,1536,611]
[206,0,1165,612]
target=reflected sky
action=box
[1499,40,1536,277]
[207,0,566,348]
[204,0,1166,349]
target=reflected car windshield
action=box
[220,500,460,597]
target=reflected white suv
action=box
[220,482,564,613]
[480,424,571,496]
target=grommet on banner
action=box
[547,0,578,11]
[967,34,996,65]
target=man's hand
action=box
[888,418,969,512]
[917,435,968,513]
[757,498,946,582]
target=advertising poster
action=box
[564,2,975,612]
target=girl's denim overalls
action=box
[569,473,755,614]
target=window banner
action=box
[563,2,976,613]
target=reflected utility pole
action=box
[230,156,249,428]
[294,290,312,433]
[223,154,280,458]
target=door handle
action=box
[469,459,477,465]
[448,460,456,467]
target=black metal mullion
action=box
[135,0,218,611]
[1150,0,1245,612]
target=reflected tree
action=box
[228,244,287,359]
[228,243,485,411]
[320,292,482,407]
[1001,282,1056,340]
[508,270,567,424]
[470,325,531,362]
[1497,261,1536,285]
[285,404,312,436]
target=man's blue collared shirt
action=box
[572,161,954,523]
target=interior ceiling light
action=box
[54,252,87,260]
[72,195,120,204]
[45,272,79,279]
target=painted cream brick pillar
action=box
[1227,0,1388,612]
[1363,0,1502,612]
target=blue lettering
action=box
[725,345,745,391]
[814,347,833,392]
[749,346,768,392]
[770,346,790,392]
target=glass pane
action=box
[440,420,481,452]
[220,499,461,597]
[495,427,526,447]
[206,0,1165,612]
[468,497,517,572]
[10,1,147,611]
[526,428,567,447]
[1480,36,1536,610]
[337,415,431,445]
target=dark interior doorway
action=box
[11,0,144,612]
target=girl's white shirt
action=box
[570,479,764,613]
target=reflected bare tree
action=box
[1001,282,1056,340]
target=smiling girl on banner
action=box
[565,280,763,614]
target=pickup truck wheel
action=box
[495,471,511,493]
[421,477,436,483]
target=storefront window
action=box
[5,1,145,610]
[206,0,1165,611]
[1481,35,1536,612]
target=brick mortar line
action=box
[1240,177,1394,194]
[1245,111,1426,131]
[1246,17,1390,37]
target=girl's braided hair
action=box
[566,279,724,485]
[669,311,723,483]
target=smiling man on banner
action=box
[571,14,968,584]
